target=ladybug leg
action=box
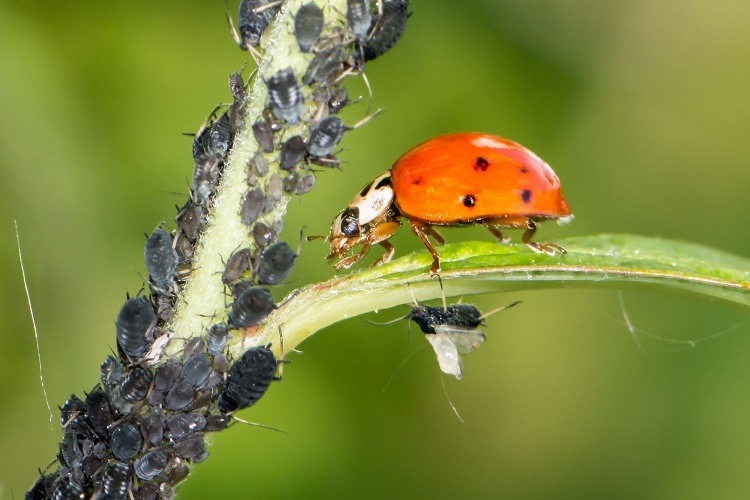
[373,241,395,267]
[522,219,567,255]
[410,221,442,275]
[426,226,445,246]
[335,243,371,269]
[483,223,510,244]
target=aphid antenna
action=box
[440,376,465,424]
[348,106,384,131]
[436,274,447,312]
[231,416,288,435]
[333,70,375,114]
[15,221,53,430]
[195,104,226,136]
[478,300,522,322]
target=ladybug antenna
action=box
[479,300,522,321]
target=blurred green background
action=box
[2,0,750,498]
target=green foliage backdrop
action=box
[1,0,749,498]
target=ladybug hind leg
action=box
[409,221,442,275]
[521,219,567,256]
[482,223,510,244]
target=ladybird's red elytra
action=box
[320,132,573,274]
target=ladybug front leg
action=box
[334,243,371,269]
[372,241,395,267]
[410,221,442,275]
[522,219,567,255]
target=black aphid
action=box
[84,389,114,437]
[166,413,207,440]
[154,359,181,392]
[252,118,276,153]
[175,200,206,242]
[266,67,305,125]
[303,46,348,85]
[140,407,165,446]
[241,188,266,226]
[279,135,308,171]
[144,227,177,290]
[228,286,275,329]
[294,2,324,52]
[328,86,350,113]
[222,248,253,286]
[165,381,195,411]
[205,414,231,432]
[97,462,132,500]
[116,297,156,360]
[257,242,297,285]
[408,304,483,334]
[113,366,153,411]
[218,344,279,413]
[207,323,230,356]
[364,0,411,62]
[172,433,208,461]
[134,450,168,482]
[228,72,247,133]
[100,356,124,393]
[60,394,86,427]
[308,116,347,157]
[181,353,212,387]
[232,0,280,51]
[252,221,276,248]
[250,151,270,178]
[293,172,316,196]
[110,422,142,460]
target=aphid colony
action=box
[29,1,414,497]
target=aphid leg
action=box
[410,221,442,275]
[225,0,243,48]
[483,223,510,244]
[522,219,567,255]
[479,300,522,322]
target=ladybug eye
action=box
[340,208,360,237]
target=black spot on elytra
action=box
[521,189,532,204]
[412,176,423,185]
[474,156,489,171]
[463,194,476,208]
[519,166,529,173]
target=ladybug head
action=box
[326,207,362,259]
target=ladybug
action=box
[322,132,573,274]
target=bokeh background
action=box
[2,0,750,498]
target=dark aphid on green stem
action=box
[96,462,133,500]
[84,389,114,437]
[280,135,307,171]
[257,241,297,285]
[228,286,276,328]
[166,413,207,440]
[253,221,276,248]
[205,414,231,431]
[252,117,276,153]
[218,344,279,413]
[250,150,270,179]
[175,199,206,242]
[228,71,248,133]
[140,407,166,446]
[60,394,86,427]
[222,247,253,286]
[207,323,231,356]
[328,86,350,113]
[308,116,347,157]
[295,2,324,52]
[266,67,305,125]
[228,0,280,53]
[364,0,411,62]
[116,297,157,360]
[165,380,195,411]
[100,356,124,394]
[241,188,266,226]
[172,433,208,462]
[110,422,142,460]
[134,450,168,482]
[113,366,153,411]
[408,304,483,334]
[50,476,84,500]
[181,353,212,387]
[154,359,181,392]
[145,227,177,292]
[303,46,349,85]
[192,112,233,204]
[292,172,316,196]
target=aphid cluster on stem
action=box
[29,1,415,496]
